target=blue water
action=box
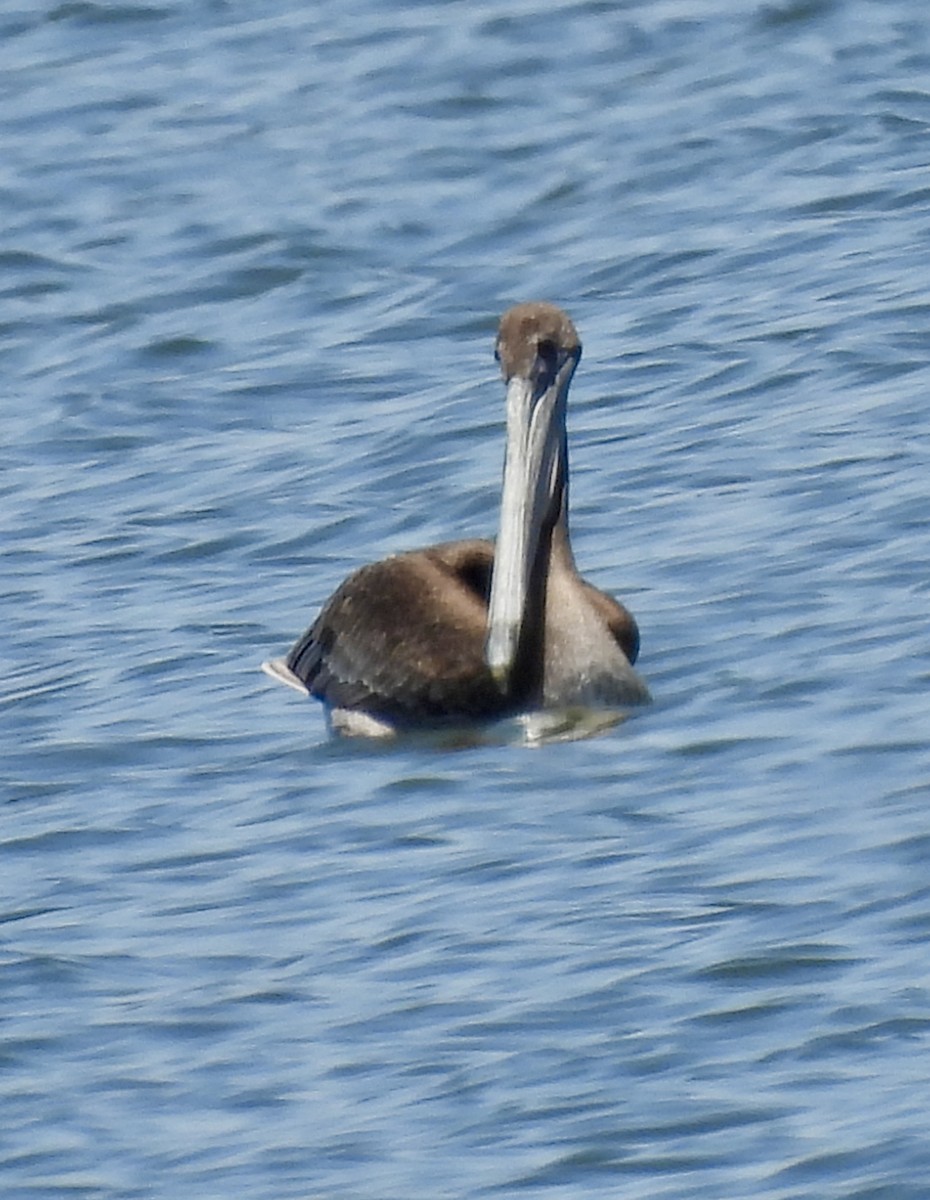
[3,1,930,1196]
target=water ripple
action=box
[3,1,930,1197]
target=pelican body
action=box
[263,302,649,735]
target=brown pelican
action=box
[263,302,649,736]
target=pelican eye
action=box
[536,337,557,364]
[533,336,561,383]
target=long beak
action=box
[485,367,568,690]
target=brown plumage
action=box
[263,302,649,734]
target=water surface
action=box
[3,2,930,1197]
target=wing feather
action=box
[284,540,506,722]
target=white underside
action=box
[331,705,633,746]
[516,707,631,745]
[261,662,641,744]
[328,707,397,738]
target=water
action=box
[3,1,930,1196]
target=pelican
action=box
[263,302,649,736]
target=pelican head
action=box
[485,302,581,691]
